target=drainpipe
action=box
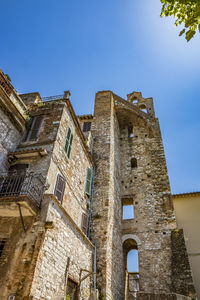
[94,245,97,300]
[88,166,95,240]
[86,166,97,299]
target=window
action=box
[0,238,6,258]
[25,115,44,142]
[131,158,137,169]
[82,122,91,132]
[128,125,134,138]
[122,198,134,220]
[64,127,74,159]
[123,205,134,220]
[85,168,93,196]
[54,174,66,203]
[128,249,139,272]
[139,104,147,113]
[81,213,89,235]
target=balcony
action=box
[0,172,45,216]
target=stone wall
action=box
[0,109,22,171]
[90,91,185,298]
[0,215,44,300]
[14,99,93,229]
[30,195,94,300]
[90,91,124,299]
[136,293,192,300]
[113,93,177,293]
[171,229,196,299]
[47,103,93,228]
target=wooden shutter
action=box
[0,238,7,258]
[83,122,91,132]
[27,115,44,141]
[81,213,89,235]
[54,174,66,203]
[64,127,73,159]
[85,168,92,196]
[67,133,73,158]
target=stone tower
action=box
[0,67,196,300]
[89,91,196,299]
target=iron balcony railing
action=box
[0,172,45,208]
[42,94,64,102]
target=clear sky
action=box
[1,0,200,194]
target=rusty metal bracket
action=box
[78,268,96,285]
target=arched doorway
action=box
[123,238,139,300]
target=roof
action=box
[172,191,200,198]
[77,114,93,120]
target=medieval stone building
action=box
[0,68,197,300]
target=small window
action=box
[25,115,44,142]
[123,205,134,220]
[132,99,138,104]
[139,104,147,113]
[83,122,91,132]
[131,158,137,169]
[0,238,6,258]
[81,213,89,235]
[85,168,93,196]
[64,127,74,159]
[131,97,138,104]
[54,174,66,203]
[128,125,134,138]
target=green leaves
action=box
[179,28,186,36]
[160,0,200,41]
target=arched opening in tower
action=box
[123,239,139,299]
[139,104,147,113]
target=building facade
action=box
[0,69,197,300]
[173,192,200,299]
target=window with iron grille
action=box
[85,168,92,197]
[81,213,89,235]
[0,238,7,258]
[82,122,91,132]
[54,174,66,203]
[24,115,44,142]
[64,127,73,159]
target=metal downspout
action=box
[94,245,97,299]
[87,166,97,298]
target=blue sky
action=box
[1,0,200,194]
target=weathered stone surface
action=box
[0,109,22,171]
[30,196,94,300]
[171,229,196,299]
[0,70,197,300]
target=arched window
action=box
[132,99,138,104]
[131,158,137,169]
[123,238,140,295]
[139,104,147,113]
